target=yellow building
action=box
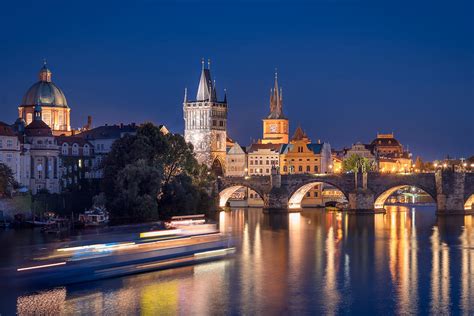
[280,127,332,207]
[261,72,289,144]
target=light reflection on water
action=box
[6,206,474,315]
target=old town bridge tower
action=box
[183,59,228,175]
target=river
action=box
[1,205,474,315]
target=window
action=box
[83,145,90,156]
[314,166,319,173]
[0,140,2,148]
[213,120,217,126]
[283,166,288,172]
[6,154,13,163]
[306,192,311,197]
[6,140,13,148]
[306,166,310,172]
[298,166,303,172]
[62,143,68,155]
[266,169,269,173]
[219,121,224,127]
[72,143,79,155]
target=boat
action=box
[12,227,235,289]
[41,218,70,234]
[78,207,109,227]
[165,214,206,229]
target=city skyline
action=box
[1,0,473,161]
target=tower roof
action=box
[196,59,217,102]
[267,70,285,119]
[291,126,307,141]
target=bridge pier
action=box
[348,189,384,214]
[436,171,474,215]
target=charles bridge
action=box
[217,170,474,214]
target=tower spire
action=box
[268,69,284,119]
[196,58,213,101]
[184,87,188,103]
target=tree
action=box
[102,123,214,222]
[342,154,376,189]
[414,156,424,172]
[342,154,375,173]
[0,163,17,197]
[110,159,163,222]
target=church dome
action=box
[20,62,69,108]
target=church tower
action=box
[183,59,228,175]
[262,71,289,144]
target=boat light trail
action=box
[140,229,182,238]
[17,262,66,272]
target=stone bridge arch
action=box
[464,174,474,210]
[368,173,437,210]
[217,177,271,208]
[282,174,354,209]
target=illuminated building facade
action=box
[261,72,289,144]
[183,60,227,175]
[20,105,61,194]
[247,143,281,176]
[280,126,332,207]
[225,143,247,177]
[371,133,412,173]
[0,122,21,184]
[343,142,377,167]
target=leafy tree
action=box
[102,123,214,222]
[342,154,376,189]
[0,163,17,197]
[110,159,163,222]
[342,154,375,173]
[414,156,424,172]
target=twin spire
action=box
[193,58,225,103]
[268,69,285,119]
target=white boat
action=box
[79,207,109,226]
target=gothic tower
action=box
[262,71,289,144]
[183,59,228,175]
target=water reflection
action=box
[7,206,474,315]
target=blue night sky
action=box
[0,0,472,160]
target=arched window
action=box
[62,143,69,155]
[283,166,288,172]
[83,144,90,156]
[72,143,79,156]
